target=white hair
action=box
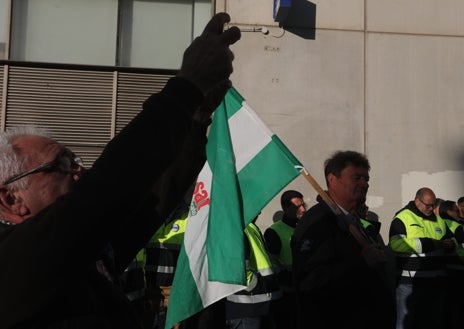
[0,126,52,190]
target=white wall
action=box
[219,0,464,240]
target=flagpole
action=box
[298,168,370,248]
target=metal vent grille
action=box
[6,66,114,166]
[3,65,173,166]
[0,65,4,129]
[116,72,173,134]
[6,66,114,144]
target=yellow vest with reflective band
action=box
[145,213,187,285]
[268,220,294,271]
[246,223,274,279]
[391,209,447,252]
[226,223,282,304]
[390,209,452,280]
[149,215,187,249]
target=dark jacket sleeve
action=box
[292,203,365,294]
[112,120,208,273]
[0,77,205,326]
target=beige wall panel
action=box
[230,29,365,230]
[312,0,364,30]
[226,0,277,26]
[367,0,464,36]
[226,0,364,30]
[366,32,464,238]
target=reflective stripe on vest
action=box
[227,290,283,304]
[144,264,175,275]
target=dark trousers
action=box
[270,292,297,329]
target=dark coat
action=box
[0,78,206,328]
[291,201,395,329]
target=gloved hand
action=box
[192,80,232,125]
[177,12,241,95]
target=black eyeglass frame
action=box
[418,198,435,209]
[2,149,83,186]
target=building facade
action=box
[2,0,464,239]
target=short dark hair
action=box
[280,190,303,209]
[434,198,444,209]
[457,196,464,204]
[439,200,457,220]
[324,150,370,185]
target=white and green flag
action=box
[165,87,302,329]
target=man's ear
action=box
[327,173,337,187]
[0,187,29,224]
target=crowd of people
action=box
[118,150,464,329]
[1,12,464,329]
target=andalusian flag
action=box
[165,88,302,329]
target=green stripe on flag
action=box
[223,87,245,118]
[238,135,302,223]
[206,92,246,284]
[167,244,203,321]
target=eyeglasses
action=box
[2,148,83,186]
[294,202,307,209]
[418,198,435,209]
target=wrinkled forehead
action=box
[13,135,61,161]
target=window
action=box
[10,0,119,65]
[9,0,211,69]
[0,0,9,59]
[118,0,211,69]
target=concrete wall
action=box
[217,0,464,240]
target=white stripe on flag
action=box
[229,101,273,172]
[184,164,246,304]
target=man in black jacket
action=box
[0,13,240,328]
[291,150,395,329]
